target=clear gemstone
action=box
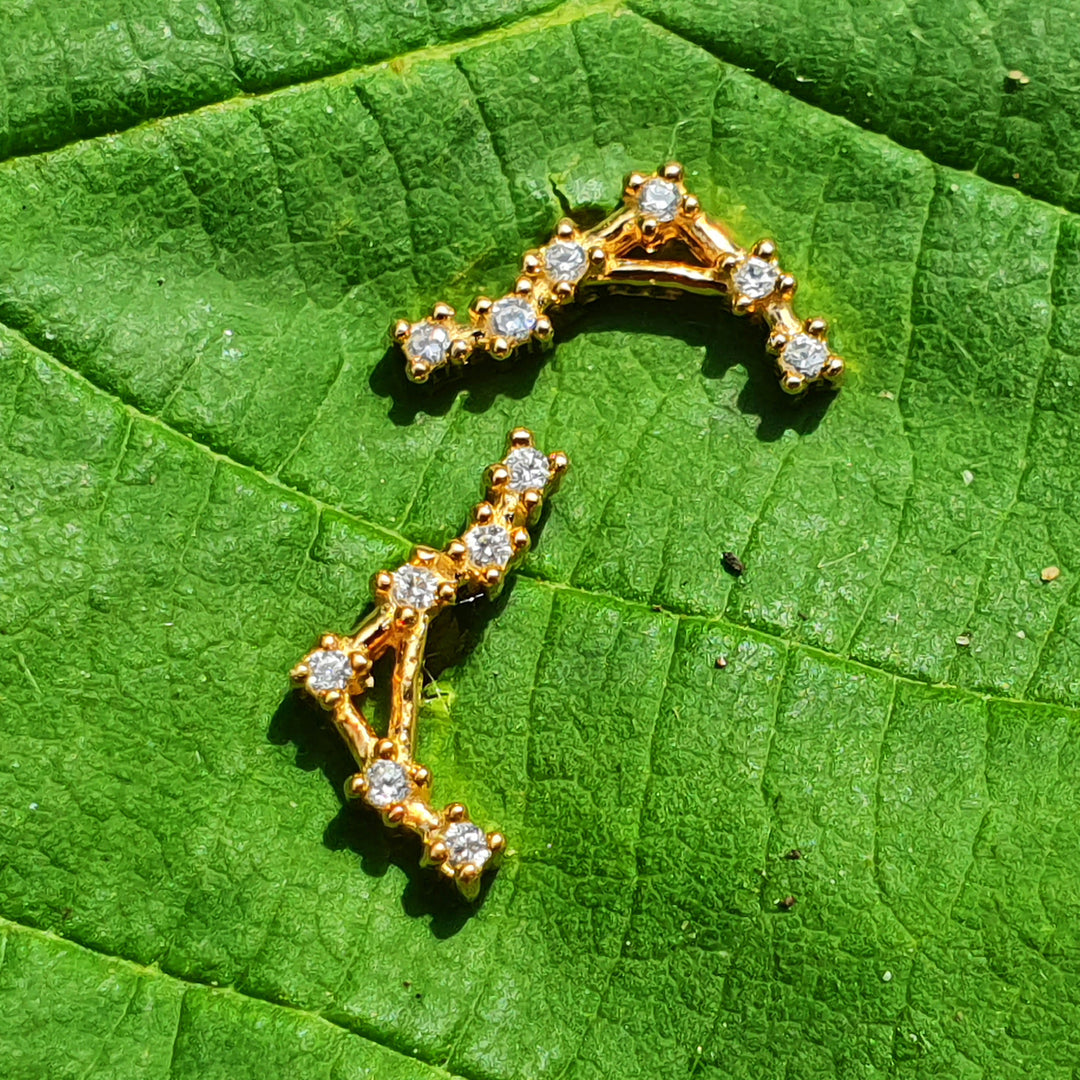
[505,446,551,492]
[490,297,538,343]
[465,524,514,568]
[307,649,352,691]
[391,564,440,609]
[443,821,491,868]
[364,759,413,809]
[543,241,588,283]
[637,178,680,222]
[405,321,450,366]
[783,334,829,377]
[734,257,779,300]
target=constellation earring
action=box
[290,429,567,898]
[392,162,844,395]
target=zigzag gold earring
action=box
[393,162,844,395]
[291,429,567,899]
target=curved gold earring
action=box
[392,162,844,395]
[290,429,567,898]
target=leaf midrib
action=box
[3,0,1075,226]
[6,317,1074,719]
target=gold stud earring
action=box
[393,162,844,395]
[290,429,567,898]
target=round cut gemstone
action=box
[490,297,538,343]
[734,257,779,300]
[405,321,450,366]
[637,178,680,222]
[543,241,588,283]
[307,649,352,692]
[783,334,829,377]
[443,821,491,868]
[505,446,551,493]
[364,759,413,809]
[465,524,514,568]
[391,564,440,609]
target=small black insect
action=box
[721,551,745,577]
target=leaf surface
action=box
[2,6,1080,1079]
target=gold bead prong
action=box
[488,832,506,855]
[392,319,411,343]
[719,253,739,273]
[373,571,393,596]
[489,464,510,488]
[376,738,396,760]
[428,841,449,864]
[782,372,807,395]
[472,296,493,318]
[386,804,406,825]
[450,339,471,362]
[683,194,700,215]
[824,356,845,379]
[408,360,431,383]
[457,862,481,886]
[752,238,776,259]
[510,427,533,448]
[319,633,339,650]
[589,246,607,267]
[767,332,789,354]
[350,651,371,674]
[662,161,684,182]
[290,663,310,684]
[491,337,512,359]
[556,218,575,239]
[511,527,530,552]
[523,253,541,275]
[641,217,659,238]
[412,765,431,787]
[535,316,553,340]
[522,490,542,515]
[626,171,646,192]
[733,295,754,314]
[436,581,456,605]
[554,281,574,302]
[475,501,495,524]
[398,605,419,627]
[515,277,533,296]
[807,317,829,338]
[447,539,467,561]
[324,689,343,708]
[432,302,455,321]
[344,774,366,800]
[777,275,797,298]
[483,566,503,586]
[446,803,467,822]
[550,450,569,475]
[414,546,438,564]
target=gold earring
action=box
[393,162,844,395]
[290,429,567,898]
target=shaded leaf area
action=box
[0,0,578,160]
[1,14,1078,700]
[630,0,1080,214]
[3,10,1080,1080]
[0,920,459,1080]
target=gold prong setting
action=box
[393,163,844,392]
[289,429,567,899]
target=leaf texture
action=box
[2,5,1080,1079]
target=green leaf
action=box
[3,5,1080,1079]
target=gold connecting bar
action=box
[290,429,567,899]
[392,161,843,395]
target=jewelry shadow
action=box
[369,292,837,441]
[267,579,521,938]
